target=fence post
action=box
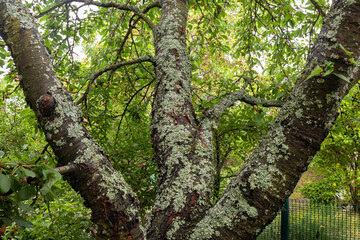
[281,198,289,240]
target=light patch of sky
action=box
[227,0,324,75]
[0,3,98,79]
[71,3,99,61]
[0,48,9,78]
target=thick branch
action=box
[190,1,360,239]
[76,56,154,104]
[0,1,144,239]
[54,163,79,174]
[147,0,214,238]
[36,0,158,29]
[203,89,283,123]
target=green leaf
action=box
[20,167,36,178]
[62,30,73,37]
[323,69,333,77]
[0,150,4,158]
[40,185,58,201]
[306,66,323,80]
[0,217,12,226]
[0,174,11,194]
[40,185,51,196]
[13,151,22,160]
[11,215,33,228]
[17,185,36,200]
[349,58,359,66]
[339,43,353,56]
[10,175,22,192]
[333,73,351,83]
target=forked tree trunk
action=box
[1,0,360,239]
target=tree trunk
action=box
[190,1,360,238]
[1,0,360,239]
[147,0,214,238]
[0,1,144,239]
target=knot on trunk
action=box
[38,94,56,117]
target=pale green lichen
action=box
[1,1,36,30]
[166,217,184,239]
[249,164,282,190]
[315,99,323,108]
[97,166,139,222]
[54,138,65,147]
[50,87,83,121]
[189,183,258,239]
[330,53,339,59]
[295,108,303,118]
[317,78,325,83]
[45,132,52,140]
[74,138,103,164]
[67,123,84,138]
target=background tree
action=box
[0,0,360,239]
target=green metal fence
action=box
[257,199,360,240]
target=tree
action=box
[0,0,360,239]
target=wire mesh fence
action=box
[257,199,360,240]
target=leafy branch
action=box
[36,0,160,29]
[309,0,326,18]
[115,78,155,139]
[76,56,154,104]
[203,89,283,123]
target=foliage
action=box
[1,0,356,238]
[300,177,339,203]
[2,181,91,240]
[0,72,65,235]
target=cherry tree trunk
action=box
[1,0,360,239]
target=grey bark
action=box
[1,0,360,239]
[0,1,144,239]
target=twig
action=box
[76,56,154,104]
[115,78,155,138]
[35,144,50,164]
[203,89,283,123]
[54,163,79,174]
[36,0,158,29]
[309,0,326,18]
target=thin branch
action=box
[35,0,73,18]
[4,83,20,99]
[35,144,50,164]
[118,0,161,54]
[54,163,79,174]
[309,0,326,18]
[35,0,159,29]
[203,89,283,122]
[115,78,155,139]
[76,56,154,104]
[239,75,255,90]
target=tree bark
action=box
[147,0,215,238]
[190,1,360,239]
[0,1,144,239]
[1,0,360,239]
